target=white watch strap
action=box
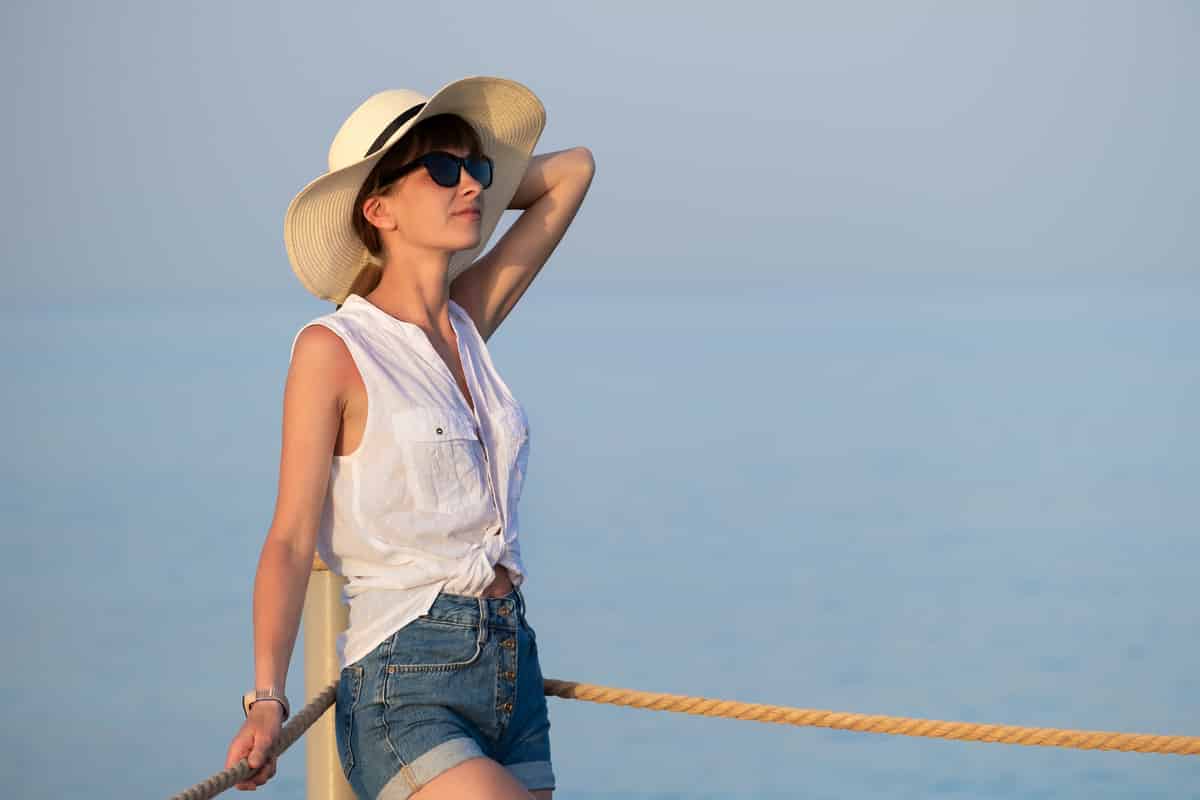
[242,688,290,720]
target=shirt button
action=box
[502,638,516,649]
[435,427,444,435]
[505,671,516,681]
[503,702,513,712]
[497,606,510,616]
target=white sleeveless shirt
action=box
[288,293,532,669]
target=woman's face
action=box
[366,143,485,259]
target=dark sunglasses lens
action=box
[424,153,461,187]
[465,155,493,188]
[422,153,493,188]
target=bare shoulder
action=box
[292,323,347,360]
[290,324,357,386]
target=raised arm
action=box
[451,146,596,341]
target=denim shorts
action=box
[335,585,555,798]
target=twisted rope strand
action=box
[542,678,1200,756]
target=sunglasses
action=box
[376,150,494,190]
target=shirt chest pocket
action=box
[391,407,490,514]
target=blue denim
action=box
[335,585,555,798]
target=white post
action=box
[304,557,356,800]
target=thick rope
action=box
[542,678,1200,756]
[169,675,1200,799]
[169,681,339,800]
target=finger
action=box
[234,751,261,789]
[248,753,271,780]
[236,760,258,790]
[253,756,278,786]
[247,739,272,770]
[225,736,251,770]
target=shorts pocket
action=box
[386,617,484,673]
[335,664,365,779]
[392,407,489,513]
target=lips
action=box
[454,209,481,218]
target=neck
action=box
[362,260,454,335]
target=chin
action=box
[451,233,483,251]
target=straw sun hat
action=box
[283,76,547,304]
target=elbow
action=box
[262,521,320,569]
[569,146,596,175]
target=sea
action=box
[4,277,1197,798]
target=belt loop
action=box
[477,596,488,645]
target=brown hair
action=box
[343,114,484,300]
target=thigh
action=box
[409,756,536,800]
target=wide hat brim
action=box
[284,76,547,304]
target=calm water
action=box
[4,280,1197,798]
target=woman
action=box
[223,76,594,799]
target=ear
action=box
[362,195,396,232]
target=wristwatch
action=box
[242,688,291,721]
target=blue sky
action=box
[3,1,1196,307]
